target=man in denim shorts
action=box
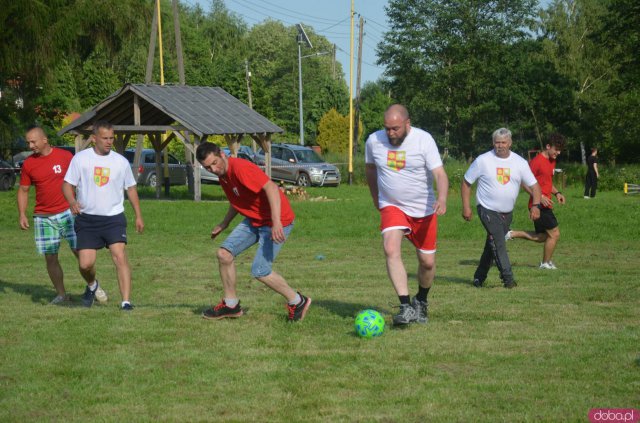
[196,142,311,322]
[17,126,107,305]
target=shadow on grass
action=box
[0,278,54,304]
[314,299,392,318]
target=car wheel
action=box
[147,173,157,187]
[296,172,310,187]
[0,174,11,191]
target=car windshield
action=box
[294,149,323,163]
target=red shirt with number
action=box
[528,153,555,210]
[220,157,294,227]
[20,147,73,215]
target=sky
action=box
[191,0,391,86]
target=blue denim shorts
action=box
[220,218,294,277]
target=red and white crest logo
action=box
[496,167,511,185]
[93,167,110,187]
[387,151,406,171]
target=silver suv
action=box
[257,144,341,187]
[124,149,188,187]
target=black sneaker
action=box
[473,278,484,288]
[121,303,134,311]
[287,293,311,322]
[393,303,418,326]
[202,300,244,320]
[81,283,98,307]
[411,297,428,324]
[504,281,517,289]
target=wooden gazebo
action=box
[57,83,283,200]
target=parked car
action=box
[0,159,17,191]
[200,146,258,184]
[123,149,188,187]
[256,143,341,187]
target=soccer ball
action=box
[354,309,385,338]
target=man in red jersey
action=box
[196,142,311,322]
[506,133,566,269]
[17,126,108,304]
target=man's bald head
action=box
[383,104,411,146]
[25,126,50,156]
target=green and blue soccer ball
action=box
[354,309,385,338]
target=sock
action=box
[88,281,97,291]
[288,293,302,306]
[416,287,430,302]
[121,301,130,308]
[399,295,410,305]
[224,298,239,308]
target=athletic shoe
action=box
[503,281,517,289]
[121,303,134,311]
[287,292,312,322]
[95,286,108,304]
[584,196,590,199]
[50,295,70,305]
[81,283,99,307]
[505,230,513,241]
[411,297,428,324]
[202,300,244,320]
[473,278,484,288]
[539,262,557,270]
[393,304,418,325]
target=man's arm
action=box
[126,186,144,233]
[211,205,238,240]
[17,185,31,230]
[594,162,599,178]
[263,180,285,243]
[365,163,379,209]
[528,183,542,221]
[62,181,81,215]
[461,179,473,221]
[431,166,448,216]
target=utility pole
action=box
[353,15,364,156]
[332,44,336,79]
[172,0,185,85]
[348,0,355,185]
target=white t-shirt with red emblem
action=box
[464,150,537,213]
[64,148,136,216]
[365,127,443,217]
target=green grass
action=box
[1,185,638,422]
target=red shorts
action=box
[379,206,438,253]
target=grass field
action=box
[1,183,638,422]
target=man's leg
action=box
[509,230,548,242]
[108,242,131,302]
[382,229,409,296]
[543,227,560,263]
[416,251,435,289]
[256,271,296,302]
[474,236,493,284]
[478,206,515,286]
[44,253,66,297]
[78,249,97,284]
[217,247,238,299]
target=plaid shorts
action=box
[34,209,77,254]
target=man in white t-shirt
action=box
[62,121,144,310]
[365,104,449,326]
[461,128,541,288]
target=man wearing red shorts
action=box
[365,104,449,325]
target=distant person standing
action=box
[506,133,566,270]
[584,147,599,198]
[365,104,449,326]
[461,128,541,288]
[62,121,144,310]
[17,126,107,305]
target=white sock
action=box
[288,293,302,306]
[88,281,97,291]
[224,298,239,308]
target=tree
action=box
[359,81,393,140]
[316,108,362,153]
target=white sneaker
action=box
[95,286,108,304]
[584,196,590,199]
[539,262,557,270]
[50,295,70,305]
[505,230,513,241]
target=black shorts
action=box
[75,213,128,249]
[533,208,558,233]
